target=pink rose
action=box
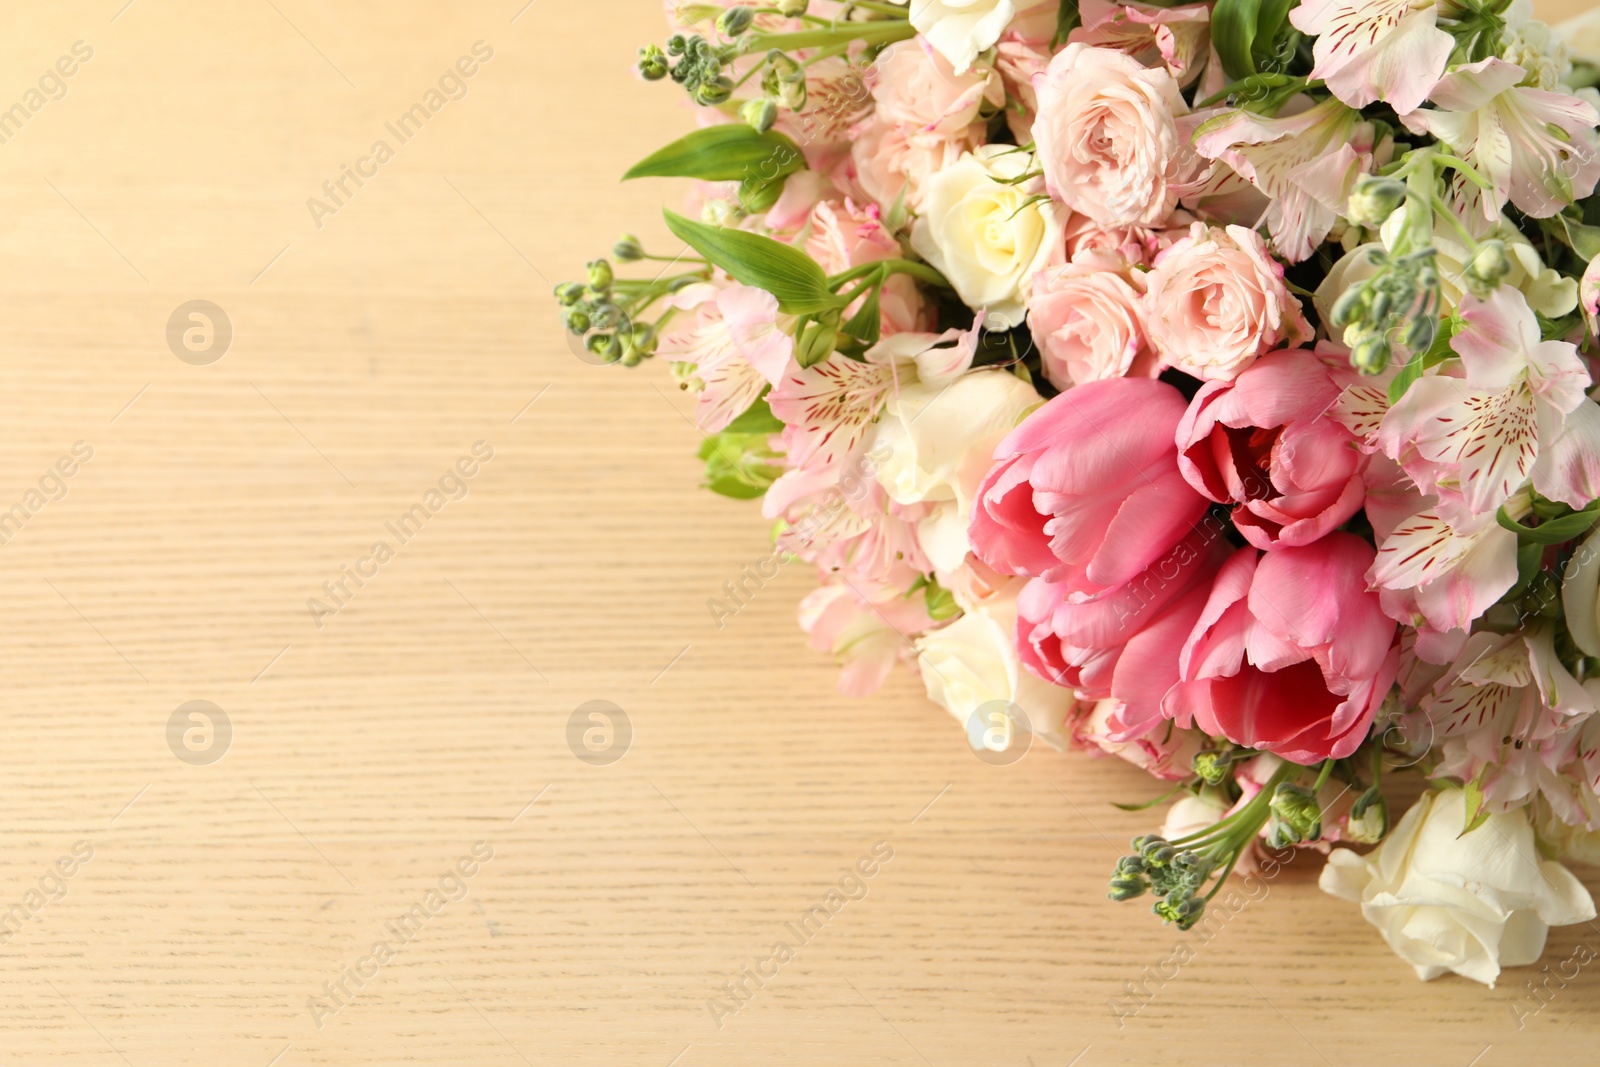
[1176,349,1367,549]
[1060,210,1191,268]
[1071,697,1206,780]
[1144,222,1311,381]
[1166,535,1400,764]
[1032,43,1196,226]
[969,377,1211,595]
[1028,253,1156,388]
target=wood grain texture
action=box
[0,2,1597,1064]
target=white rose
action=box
[1562,525,1600,657]
[870,367,1041,572]
[1319,788,1595,986]
[1161,791,1231,842]
[915,598,1073,751]
[910,145,1065,324]
[909,0,1016,74]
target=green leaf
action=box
[724,397,784,434]
[1388,315,1456,405]
[1212,0,1265,80]
[1496,500,1600,545]
[840,279,883,346]
[1109,782,1190,813]
[698,430,782,500]
[1460,778,1492,837]
[664,210,843,315]
[624,125,805,182]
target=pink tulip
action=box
[1165,534,1399,764]
[1176,349,1366,550]
[969,377,1210,596]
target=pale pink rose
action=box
[1071,697,1206,780]
[1060,211,1190,267]
[1176,349,1367,550]
[1028,253,1156,388]
[1032,43,1196,226]
[1166,535,1400,764]
[806,199,928,336]
[1068,0,1212,86]
[1144,222,1311,382]
[870,38,1002,137]
[968,376,1210,593]
[848,116,969,213]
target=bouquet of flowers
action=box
[562,0,1600,986]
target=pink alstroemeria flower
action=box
[657,283,794,433]
[1068,0,1212,86]
[1166,534,1400,764]
[1403,58,1600,222]
[1378,286,1591,521]
[1176,349,1367,550]
[1288,0,1453,115]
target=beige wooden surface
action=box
[2,1,1598,1064]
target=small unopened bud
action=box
[1346,174,1408,228]
[1350,334,1390,375]
[1108,876,1147,901]
[564,309,591,334]
[637,44,670,80]
[795,319,839,368]
[1192,751,1230,786]
[612,234,645,262]
[1330,284,1367,329]
[1269,782,1323,843]
[1346,787,1388,845]
[716,5,755,36]
[586,258,614,291]
[694,76,735,106]
[666,34,688,56]
[777,0,808,14]
[589,302,623,330]
[741,96,778,134]
[554,282,585,306]
[1465,238,1514,296]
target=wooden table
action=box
[1,1,1596,1063]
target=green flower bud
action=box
[637,44,670,80]
[590,302,623,330]
[1270,782,1323,843]
[1265,817,1299,850]
[630,322,658,356]
[1330,284,1367,329]
[795,318,839,368]
[613,234,645,262]
[1109,876,1148,902]
[777,0,808,13]
[1346,175,1408,228]
[554,281,585,306]
[1346,787,1388,845]
[564,309,592,334]
[1465,238,1514,297]
[741,96,779,134]
[1350,335,1390,375]
[666,34,689,55]
[716,5,755,36]
[1192,750,1230,786]
[586,258,614,291]
[694,76,736,106]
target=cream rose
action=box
[1320,788,1596,986]
[1028,253,1153,388]
[915,598,1073,752]
[871,367,1041,573]
[909,0,1016,74]
[910,145,1065,322]
[1562,525,1600,657]
[1144,222,1311,381]
[1032,43,1194,227]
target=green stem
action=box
[829,258,949,290]
[1312,758,1335,792]
[742,19,914,55]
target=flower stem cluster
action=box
[555,245,710,366]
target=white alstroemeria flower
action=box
[910,0,1016,74]
[1403,57,1600,221]
[1288,0,1453,114]
[1320,788,1595,987]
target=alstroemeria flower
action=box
[1288,0,1453,115]
[657,283,793,432]
[1068,0,1212,86]
[1193,97,1380,263]
[1403,57,1600,221]
[1377,286,1591,521]
[1369,503,1521,633]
